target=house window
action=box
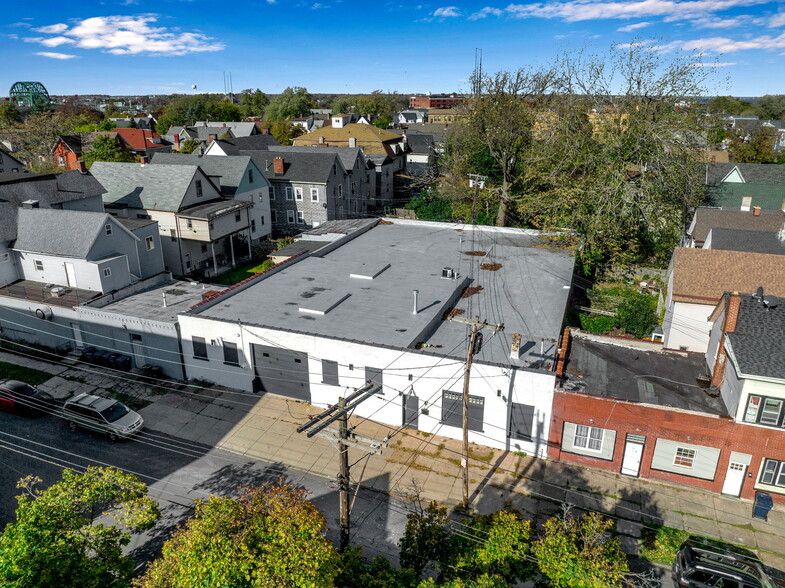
[34,260,44,271]
[201,243,208,253]
[196,180,203,197]
[297,211,304,224]
[260,215,265,226]
[136,214,151,219]
[287,210,295,224]
[271,210,278,223]
[351,182,356,194]
[223,341,240,366]
[295,187,303,201]
[259,193,264,203]
[441,391,484,432]
[105,224,112,235]
[145,236,155,251]
[170,229,176,242]
[285,186,293,201]
[186,219,193,229]
[251,219,256,233]
[760,459,785,487]
[760,398,783,426]
[270,188,276,201]
[192,336,208,360]
[248,169,254,183]
[58,156,65,166]
[322,359,339,386]
[337,185,342,199]
[235,211,242,222]
[744,395,785,427]
[103,267,112,277]
[573,425,603,452]
[673,447,696,468]
[311,187,319,202]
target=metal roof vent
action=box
[441,267,456,279]
[763,296,779,310]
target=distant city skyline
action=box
[2,1,785,98]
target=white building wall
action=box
[177,315,556,455]
[663,301,713,352]
[16,252,106,292]
[0,242,19,286]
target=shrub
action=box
[579,314,616,334]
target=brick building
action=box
[409,93,464,109]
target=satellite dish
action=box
[764,296,779,309]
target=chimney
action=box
[272,157,284,175]
[140,156,147,166]
[76,161,87,173]
[412,290,419,314]
[222,122,226,128]
[173,134,180,151]
[208,133,217,143]
[319,136,325,145]
[711,156,716,166]
[711,292,741,387]
[21,200,40,209]
[348,137,357,148]
[510,333,521,359]
[753,205,761,216]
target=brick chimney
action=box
[272,157,284,175]
[173,134,180,151]
[753,205,762,216]
[208,133,217,143]
[76,161,87,173]
[711,292,741,387]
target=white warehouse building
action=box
[178,219,575,455]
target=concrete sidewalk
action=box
[8,350,785,570]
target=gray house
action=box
[0,148,24,173]
[92,162,254,278]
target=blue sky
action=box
[2,0,784,97]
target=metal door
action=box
[130,334,145,368]
[64,262,77,288]
[721,462,746,496]
[621,437,645,477]
[403,394,418,429]
[251,344,310,402]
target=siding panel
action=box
[561,422,616,461]
[651,438,720,480]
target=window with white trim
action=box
[297,211,304,224]
[103,267,112,277]
[760,458,785,487]
[270,188,275,201]
[311,187,319,202]
[744,395,785,427]
[145,236,155,251]
[287,210,295,224]
[673,447,696,468]
[295,187,303,201]
[573,425,603,452]
[285,186,293,201]
[34,260,44,271]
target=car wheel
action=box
[108,431,118,442]
[68,421,77,431]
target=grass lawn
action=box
[0,361,54,386]
[639,525,690,565]
[213,259,274,286]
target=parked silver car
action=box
[63,393,144,441]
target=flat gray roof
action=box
[189,220,575,368]
[97,281,224,323]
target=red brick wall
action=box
[52,142,80,171]
[549,390,785,503]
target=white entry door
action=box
[721,462,747,496]
[621,440,644,477]
[64,262,77,288]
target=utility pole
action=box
[449,315,503,510]
[297,382,388,551]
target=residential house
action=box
[704,163,785,210]
[91,162,254,277]
[394,109,428,126]
[426,108,465,125]
[112,128,170,160]
[193,121,259,137]
[259,151,350,234]
[52,135,90,171]
[150,153,272,244]
[178,219,575,455]
[401,133,436,177]
[293,123,409,207]
[109,116,156,130]
[662,247,785,352]
[0,148,24,173]
[409,93,464,109]
[292,116,327,133]
[686,207,785,247]
[549,328,785,504]
[203,134,280,156]
[703,228,785,255]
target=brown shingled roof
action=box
[293,123,404,155]
[689,208,785,244]
[671,247,785,304]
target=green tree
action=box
[399,501,451,577]
[179,138,201,154]
[615,291,657,338]
[134,483,338,588]
[239,89,269,119]
[755,94,785,120]
[80,134,137,168]
[330,95,355,114]
[354,91,406,119]
[267,87,314,120]
[0,102,24,127]
[0,467,159,588]
[533,510,628,588]
[7,111,72,167]
[373,114,392,129]
[156,94,242,131]
[728,126,781,164]
[335,546,418,588]
[270,119,305,146]
[706,96,748,115]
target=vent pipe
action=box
[162,291,167,308]
[413,290,419,315]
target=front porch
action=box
[189,231,253,279]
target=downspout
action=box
[246,206,253,258]
[174,212,186,276]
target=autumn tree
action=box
[0,467,159,588]
[6,111,73,168]
[533,509,628,588]
[0,102,23,127]
[80,134,137,168]
[267,87,314,120]
[134,483,338,588]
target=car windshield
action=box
[100,402,130,423]
[12,385,37,397]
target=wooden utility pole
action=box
[449,315,503,510]
[297,382,387,551]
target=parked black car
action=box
[0,380,55,416]
[673,538,774,588]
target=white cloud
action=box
[618,21,652,32]
[35,51,76,59]
[658,32,785,52]
[469,6,503,20]
[769,12,785,27]
[433,6,461,17]
[23,15,224,56]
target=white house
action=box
[178,219,575,455]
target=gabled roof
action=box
[0,148,25,167]
[112,128,168,152]
[689,207,785,243]
[294,123,404,155]
[405,134,434,154]
[0,170,106,242]
[252,151,342,184]
[56,135,86,155]
[13,208,129,259]
[210,134,281,154]
[705,163,785,185]
[726,294,785,380]
[707,183,785,210]
[264,145,367,172]
[91,162,206,212]
[193,121,258,137]
[670,247,785,304]
[708,228,785,256]
[149,152,270,196]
